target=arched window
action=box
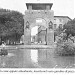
[25,21,30,29]
[48,21,53,29]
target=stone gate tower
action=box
[24,3,54,45]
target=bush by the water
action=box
[56,41,75,56]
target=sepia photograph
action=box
[0,0,74,69]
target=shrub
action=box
[55,41,75,56]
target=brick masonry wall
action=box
[24,10,54,45]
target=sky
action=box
[0,0,74,19]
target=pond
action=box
[0,45,75,68]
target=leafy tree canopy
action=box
[0,8,24,41]
[63,19,75,37]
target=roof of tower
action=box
[26,3,53,10]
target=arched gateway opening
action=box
[31,18,47,45]
[24,3,54,45]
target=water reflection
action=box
[38,49,57,68]
[0,48,75,68]
[38,49,75,68]
[31,49,38,63]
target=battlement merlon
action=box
[26,3,53,10]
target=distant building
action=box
[54,16,72,30]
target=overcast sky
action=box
[0,0,74,19]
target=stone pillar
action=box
[47,29,54,45]
[24,29,31,45]
[46,20,54,45]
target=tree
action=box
[0,9,24,42]
[63,19,75,37]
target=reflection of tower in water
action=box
[31,49,38,63]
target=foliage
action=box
[0,8,24,41]
[54,26,63,36]
[54,25,63,41]
[63,19,75,37]
[56,40,75,56]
